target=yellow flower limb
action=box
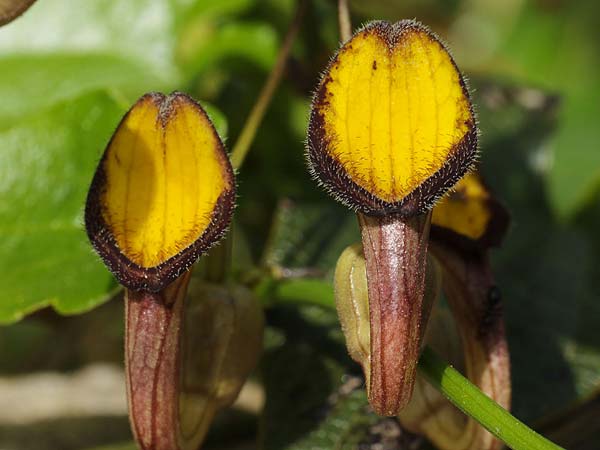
[85,92,235,292]
[431,171,510,250]
[308,20,477,216]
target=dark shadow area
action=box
[0,415,131,450]
[474,80,581,420]
[0,294,124,375]
[263,199,359,272]
[537,389,600,450]
[261,305,362,450]
[203,409,259,450]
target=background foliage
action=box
[1,0,599,449]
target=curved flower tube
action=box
[84,92,260,450]
[308,20,477,415]
[399,172,511,450]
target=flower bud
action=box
[179,280,264,446]
[334,244,370,372]
[334,243,442,401]
[126,278,264,450]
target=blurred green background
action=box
[0,0,599,449]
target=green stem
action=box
[418,346,564,450]
[260,276,564,449]
[230,0,306,170]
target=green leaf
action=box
[178,22,278,74]
[0,0,178,76]
[0,53,168,125]
[172,0,253,21]
[255,277,335,310]
[548,89,600,217]
[0,0,182,123]
[495,1,600,218]
[0,0,240,322]
[282,388,376,450]
[257,200,358,310]
[0,92,126,323]
[474,79,600,422]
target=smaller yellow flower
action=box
[85,92,235,292]
[432,171,510,250]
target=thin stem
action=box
[337,0,352,42]
[265,276,564,449]
[418,347,564,450]
[230,0,306,170]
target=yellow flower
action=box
[307,20,477,216]
[308,20,478,416]
[85,92,235,292]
